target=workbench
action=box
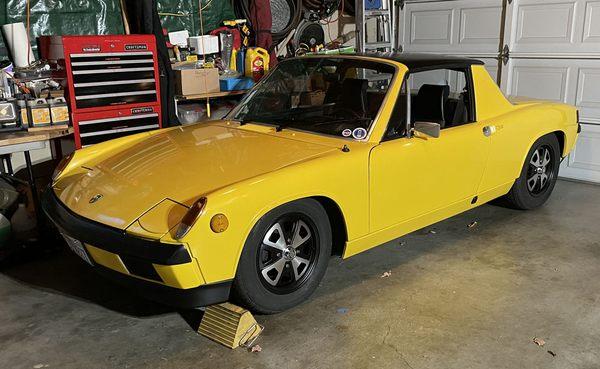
[0,127,74,218]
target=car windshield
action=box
[229,57,396,139]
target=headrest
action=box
[417,84,450,101]
[415,84,450,127]
[339,78,368,113]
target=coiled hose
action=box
[304,0,344,18]
[233,0,303,43]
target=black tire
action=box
[231,199,332,314]
[503,134,561,210]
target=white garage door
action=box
[397,0,600,183]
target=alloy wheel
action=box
[526,145,555,195]
[257,214,319,294]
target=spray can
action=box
[245,47,269,81]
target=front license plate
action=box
[62,233,94,266]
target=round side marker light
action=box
[210,214,229,233]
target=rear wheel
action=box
[503,134,561,210]
[231,199,331,314]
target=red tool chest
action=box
[62,35,162,148]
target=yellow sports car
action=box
[43,53,579,313]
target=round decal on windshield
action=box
[342,129,352,137]
[352,128,368,140]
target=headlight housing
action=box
[52,153,73,183]
[175,197,207,240]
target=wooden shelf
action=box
[0,127,73,147]
[175,90,247,101]
[27,124,69,132]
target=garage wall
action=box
[397,0,600,183]
[1,0,234,172]
[0,0,235,56]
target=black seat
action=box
[414,84,450,128]
[445,95,468,127]
[325,78,369,116]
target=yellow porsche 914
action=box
[43,53,580,313]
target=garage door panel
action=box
[560,124,600,182]
[503,59,600,122]
[399,0,502,54]
[516,2,576,44]
[506,0,600,54]
[459,6,503,45]
[576,67,600,123]
[508,64,570,103]
[583,1,600,43]
[410,9,453,45]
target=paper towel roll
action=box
[1,22,36,68]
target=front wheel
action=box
[231,199,332,314]
[503,134,561,210]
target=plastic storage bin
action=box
[220,77,255,91]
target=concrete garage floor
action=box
[1,180,599,369]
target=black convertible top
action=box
[325,52,485,71]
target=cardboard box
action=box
[188,35,219,55]
[174,67,220,96]
[300,90,326,106]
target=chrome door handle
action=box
[483,125,496,137]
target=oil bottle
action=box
[245,47,269,82]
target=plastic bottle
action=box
[48,97,69,126]
[28,98,51,127]
[245,47,270,81]
[16,97,28,127]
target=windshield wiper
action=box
[234,112,295,131]
[233,117,252,126]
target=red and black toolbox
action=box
[60,35,162,149]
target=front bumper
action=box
[41,188,231,308]
[95,263,231,309]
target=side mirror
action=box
[414,121,441,138]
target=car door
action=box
[369,68,491,233]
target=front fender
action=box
[179,146,371,284]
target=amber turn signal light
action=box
[175,197,207,240]
[210,214,229,233]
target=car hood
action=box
[54,122,337,230]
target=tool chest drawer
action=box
[73,106,161,148]
[61,35,163,149]
[63,35,161,113]
[70,52,158,109]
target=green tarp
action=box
[158,0,235,37]
[0,0,235,57]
